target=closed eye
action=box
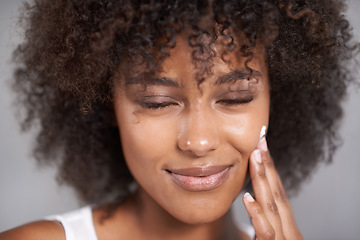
[216,96,254,105]
[137,95,180,110]
[142,101,178,109]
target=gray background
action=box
[0,0,359,239]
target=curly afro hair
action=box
[12,0,358,205]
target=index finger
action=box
[258,138,303,239]
[258,138,290,208]
[249,149,284,239]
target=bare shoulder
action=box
[0,220,65,240]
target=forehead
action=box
[123,31,267,88]
[159,33,267,84]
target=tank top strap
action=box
[45,206,98,240]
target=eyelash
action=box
[216,96,254,105]
[142,102,177,109]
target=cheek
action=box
[117,111,177,180]
[220,109,269,192]
[225,114,268,147]
[221,105,270,161]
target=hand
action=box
[242,138,303,240]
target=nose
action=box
[177,108,220,157]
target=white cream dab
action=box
[259,125,267,139]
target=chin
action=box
[175,207,231,225]
[163,193,235,225]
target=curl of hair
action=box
[13,0,359,205]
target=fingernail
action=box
[253,149,262,163]
[244,192,255,202]
[259,125,267,139]
[258,137,268,152]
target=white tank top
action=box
[46,206,98,240]
[46,206,255,240]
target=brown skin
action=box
[0,35,301,240]
[113,34,269,226]
[0,221,65,240]
[243,140,303,240]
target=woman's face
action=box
[113,35,270,224]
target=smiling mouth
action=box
[165,165,233,192]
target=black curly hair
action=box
[12,0,358,206]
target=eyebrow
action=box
[126,69,262,87]
[214,69,262,85]
[126,76,181,88]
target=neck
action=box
[129,188,239,240]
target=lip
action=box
[166,165,232,192]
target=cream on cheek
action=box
[224,115,268,166]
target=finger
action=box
[249,149,284,239]
[258,138,303,240]
[243,192,275,240]
[258,138,291,208]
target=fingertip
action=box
[258,137,268,152]
[244,192,255,203]
[251,149,262,164]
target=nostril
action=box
[177,137,219,157]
